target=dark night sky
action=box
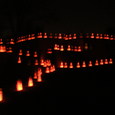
[0,0,115,36]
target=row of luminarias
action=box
[59,58,113,68]
[0,65,56,102]
[16,33,115,43]
[0,38,14,53]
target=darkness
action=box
[0,0,115,114]
[0,0,115,37]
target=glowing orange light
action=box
[0,45,6,52]
[109,58,113,64]
[100,59,104,65]
[76,62,80,68]
[95,60,99,66]
[90,33,94,38]
[69,34,72,40]
[43,61,47,67]
[34,72,37,79]
[44,33,47,38]
[19,49,23,55]
[64,62,68,68]
[40,59,44,66]
[49,33,53,38]
[73,33,77,39]
[46,60,51,66]
[0,39,3,44]
[69,62,73,68]
[34,59,39,65]
[33,51,38,57]
[65,35,68,40]
[47,48,52,54]
[37,72,42,82]
[60,62,64,68]
[10,38,15,44]
[31,34,35,39]
[45,67,50,73]
[104,59,108,64]
[50,66,54,72]
[104,34,107,39]
[28,77,34,87]
[74,46,78,52]
[37,33,42,38]
[106,34,109,39]
[96,34,99,39]
[100,34,103,39]
[26,51,30,56]
[0,88,3,102]
[54,44,58,50]
[89,61,92,67]
[60,45,64,51]
[52,65,56,72]
[82,61,86,68]
[84,43,88,50]
[58,33,62,39]
[110,35,114,40]
[78,46,82,52]
[16,80,23,91]
[17,57,22,63]
[67,45,71,51]
[7,47,13,53]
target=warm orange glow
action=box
[33,51,38,57]
[10,39,15,44]
[60,45,64,51]
[67,45,71,51]
[54,44,58,50]
[100,59,104,65]
[86,33,89,38]
[96,34,99,39]
[104,59,108,64]
[44,33,47,38]
[34,59,39,65]
[16,80,23,91]
[69,34,72,40]
[46,60,51,66]
[65,35,68,40]
[45,67,50,73]
[47,48,52,54]
[74,46,78,52]
[0,45,6,52]
[58,33,62,39]
[110,35,114,40]
[0,88,3,102]
[104,34,107,39]
[73,34,77,39]
[37,71,42,82]
[69,62,73,68]
[7,47,13,53]
[34,72,37,79]
[0,39,3,44]
[89,61,92,67]
[37,33,42,38]
[95,60,99,66]
[90,33,94,38]
[64,62,68,68]
[109,58,113,64]
[17,57,22,63]
[78,46,82,52]
[19,49,23,55]
[26,51,30,56]
[28,77,34,87]
[100,34,103,39]
[82,61,86,68]
[40,59,44,66]
[84,43,88,50]
[60,62,64,68]
[52,65,56,72]
[43,61,47,67]
[76,62,80,68]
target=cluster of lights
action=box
[16,33,115,43]
[59,58,113,69]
